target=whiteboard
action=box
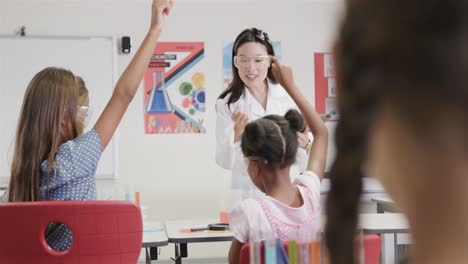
[0,35,118,180]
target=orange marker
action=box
[219,211,229,224]
[310,240,321,264]
[135,192,140,207]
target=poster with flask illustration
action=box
[144,42,206,134]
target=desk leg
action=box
[146,247,151,264]
[180,243,188,257]
[394,233,399,264]
[150,247,159,260]
[172,243,188,264]
[382,234,397,264]
[172,244,182,264]
[377,203,384,214]
[381,235,386,264]
[145,247,159,263]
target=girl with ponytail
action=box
[228,57,328,263]
[326,0,468,263]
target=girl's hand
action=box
[270,56,296,91]
[232,106,249,142]
[150,0,174,32]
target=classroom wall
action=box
[0,0,344,260]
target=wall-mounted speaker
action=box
[122,36,131,54]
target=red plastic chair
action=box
[239,234,381,264]
[0,200,143,264]
[357,234,382,264]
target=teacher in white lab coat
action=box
[216,28,311,196]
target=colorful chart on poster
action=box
[144,42,206,134]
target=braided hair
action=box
[326,0,468,263]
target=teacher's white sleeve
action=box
[215,99,238,170]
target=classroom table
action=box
[320,177,385,195]
[164,214,409,264]
[359,213,409,235]
[372,197,400,213]
[165,219,233,264]
[143,221,169,264]
[359,213,409,264]
[321,177,391,206]
[371,197,408,263]
[0,185,6,197]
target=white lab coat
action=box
[215,79,310,191]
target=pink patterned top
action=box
[229,171,321,243]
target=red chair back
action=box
[358,234,382,264]
[0,201,142,264]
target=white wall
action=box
[0,0,344,260]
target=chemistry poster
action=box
[144,42,206,134]
[223,41,282,90]
[314,52,338,120]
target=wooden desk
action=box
[143,222,168,264]
[165,219,233,264]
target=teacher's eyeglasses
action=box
[234,55,271,69]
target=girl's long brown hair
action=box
[326,0,468,263]
[8,67,83,202]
